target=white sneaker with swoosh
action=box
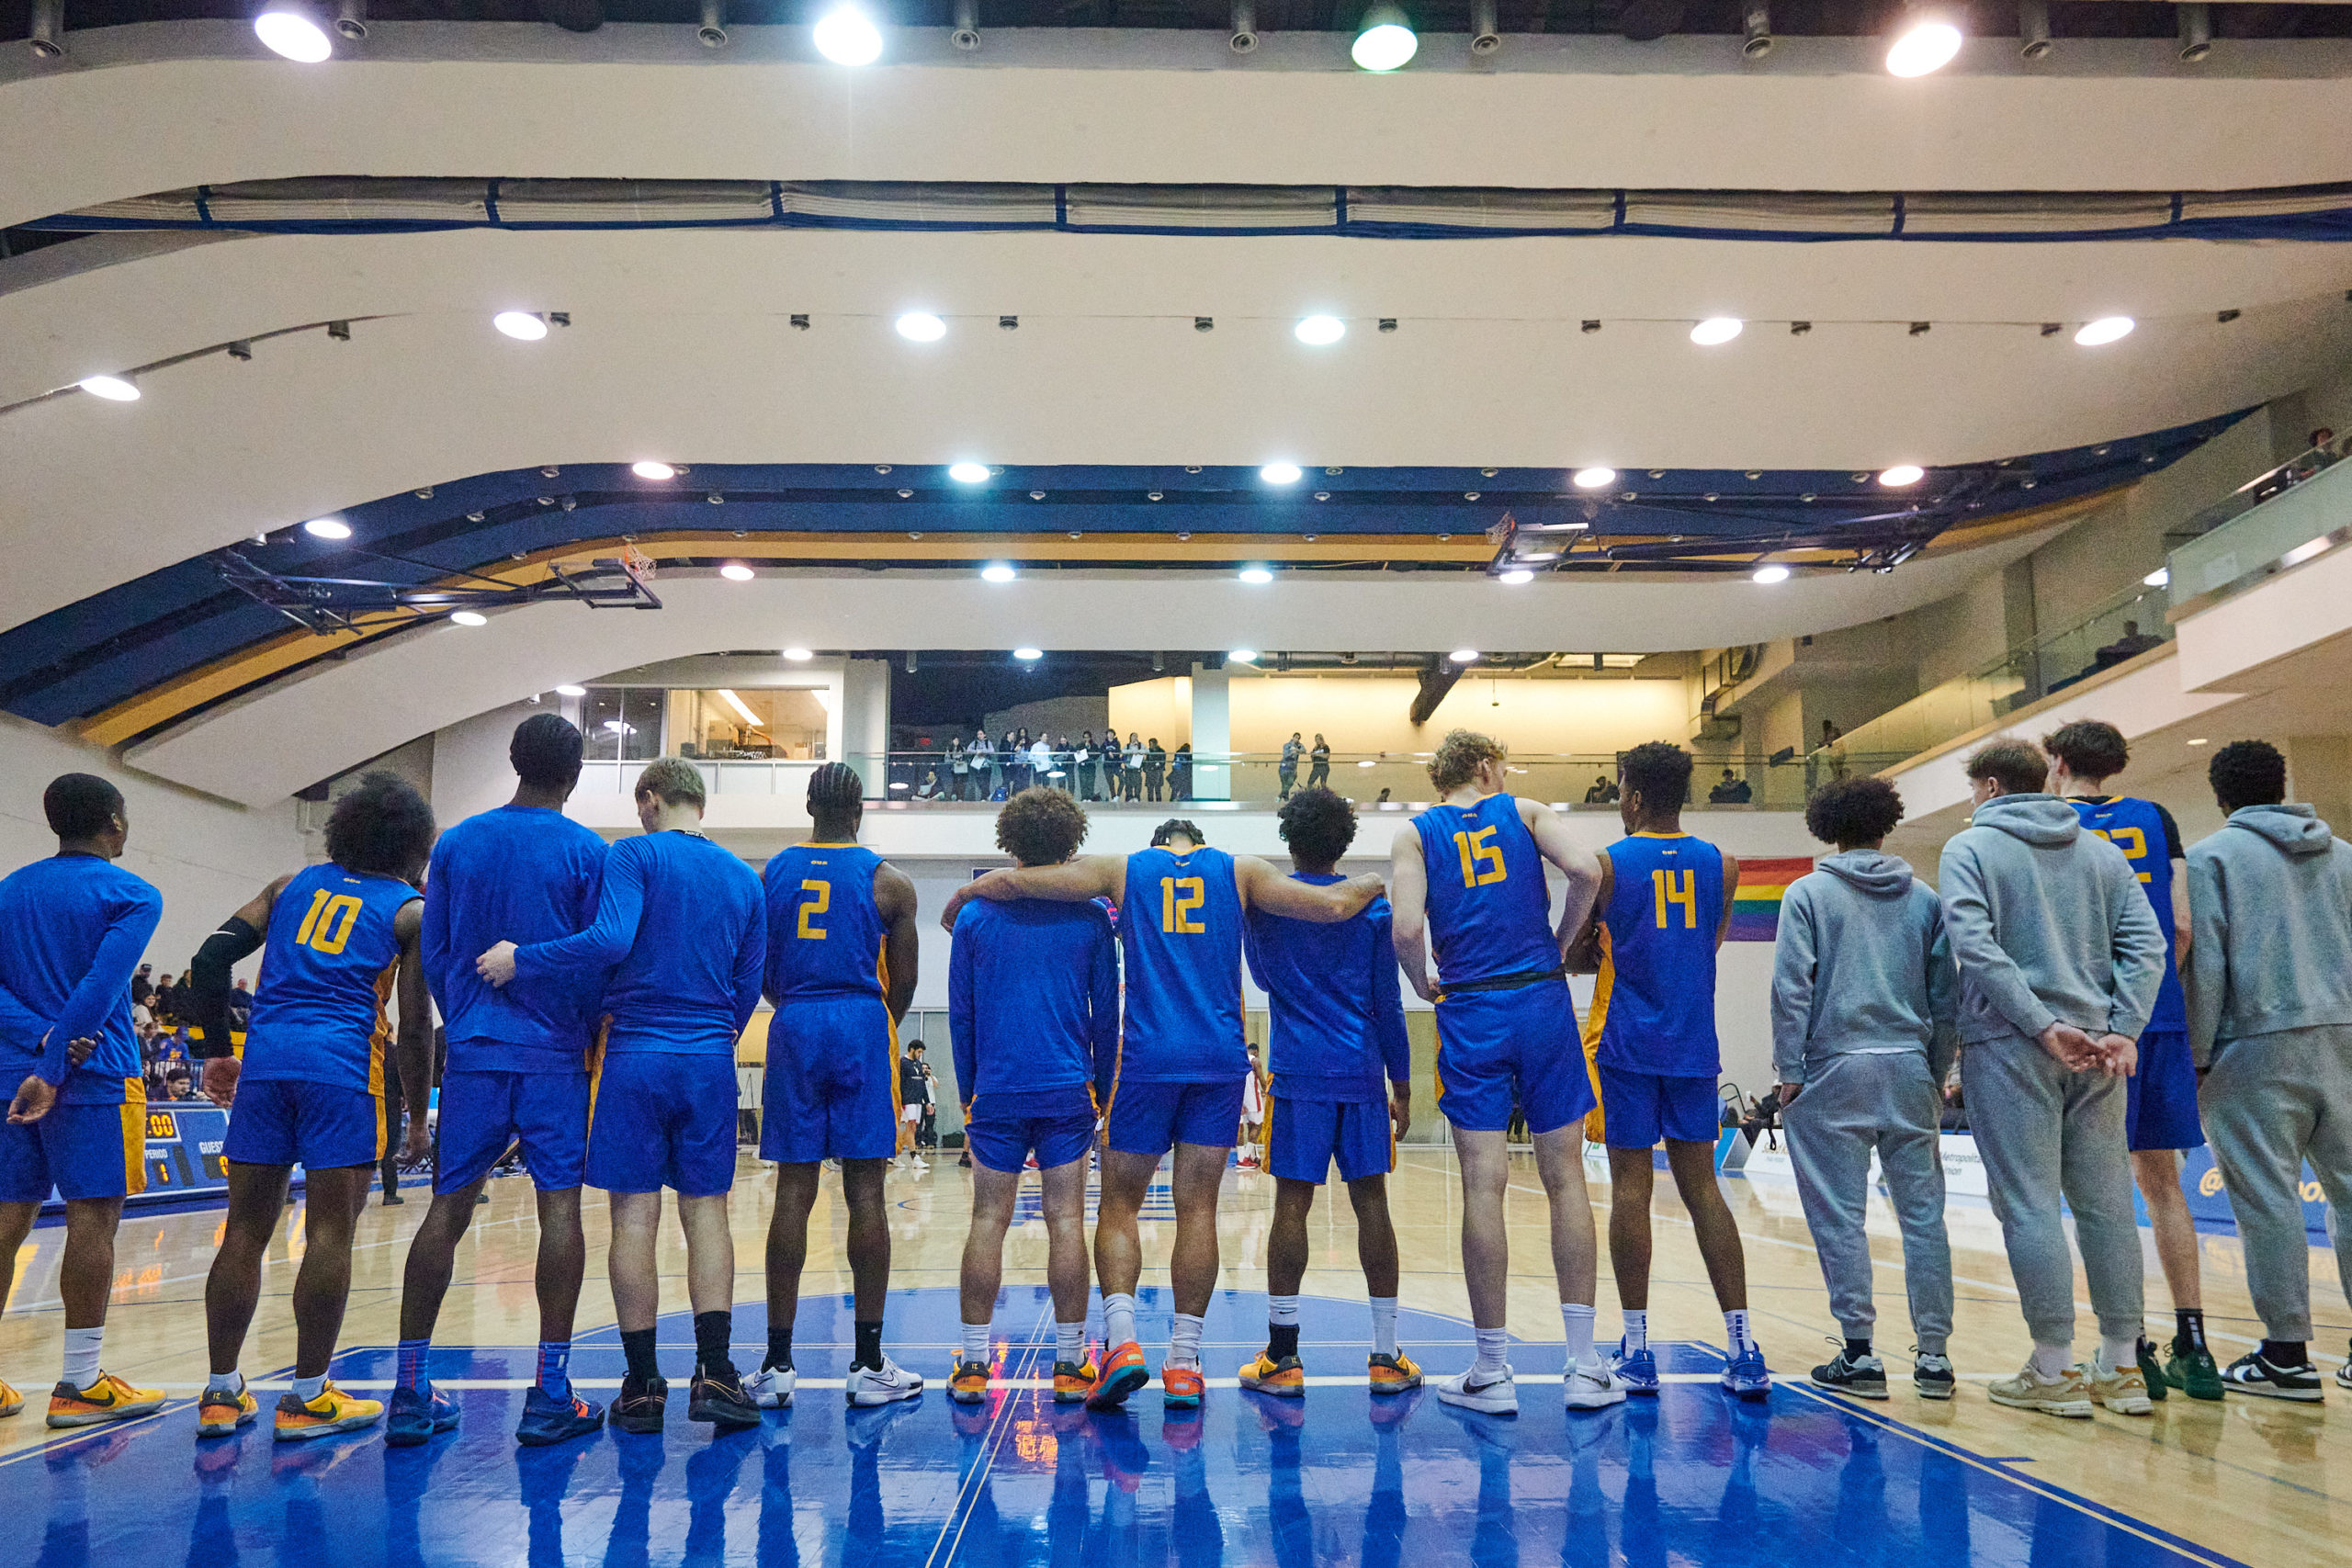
[1565,1361,1628,1410]
[1433,1366,1519,1415]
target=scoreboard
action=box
[141,1101,233,1199]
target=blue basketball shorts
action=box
[585,1051,739,1197]
[1593,1065,1721,1149]
[0,1089,148,1202]
[223,1077,382,1169]
[435,1067,591,1193]
[761,995,901,1165]
[965,1086,1098,1174]
[2126,1028,2204,1152]
[1432,979,1595,1135]
[1266,1093,1395,1185]
[1105,1077,1246,1158]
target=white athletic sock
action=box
[2029,1344,2073,1380]
[1169,1313,1205,1370]
[961,1322,990,1361]
[1056,1321,1087,1366]
[290,1372,327,1404]
[1622,1309,1649,1354]
[2098,1337,2139,1376]
[1369,1298,1399,1358]
[1103,1292,1138,1349]
[1560,1303,1598,1371]
[1267,1295,1300,1327]
[62,1325,103,1391]
[1724,1309,1753,1354]
[205,1369,243,1398]
[1473,1326,1510,1377]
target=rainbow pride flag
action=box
[1727,857,1817,941]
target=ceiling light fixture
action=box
[895,312,947,343]
[254,2,334,61]
[782,647,814,660]
[1572,467,1616,490]
[2075,316,2135,346]
[718,688,761,725]
[1295,315,1347,345]
[450,610,489,626]
[1752,564,1792,584]
[1012,646,1044,661]
[631,460,677,480]
[981,563,1017,582]
[1499,569,1534,584]
[1878,464,1926,487]
[813,5,884,62]
[302,517,351,540]
[948,461,990,483]
[2187,738,2210,746]
[1690,318,1744,346]
[2143,567,2170,588]
[77,375,140,401]
[555,683,588,697]
[1260,462,1303,484]
[1451,649,1480,663]
[1227,649,1259,664]
[719,563,755,581]
[492,311,548,341]
[1351,5,1418,70]
[1238,566,1275,584]
[1884,10,1962,75]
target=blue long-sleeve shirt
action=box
[423,804,607,1075]
[514,830,765,1055]
[1243,875,1410,1103]
[948,897,1119,1108]
[0,853,163,1104]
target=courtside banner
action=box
[1727,857,1815,941]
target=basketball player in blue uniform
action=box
[752,762,924,1409]
[480,756,766,1434]
[1238,787,1419,1398]
[391,714,609,1447]
[941,817,1381,1410]
[1389,731,1623,1414]
[190,772,437,1442]
[2046,718,2223,1400]
[947,787,1116,1405]
[0,773,166,1429]
[1573,740,1768,1397]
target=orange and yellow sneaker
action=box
[0,1378,22,1418]
[1086,1341,1151,1412]
[1238,1352,1306,1397]
[274,1382,384,1442]
[948,1359,992,1404]
[198,1385,258,1438]
[1368,1352,1424,1394]
[1053,1359,1099,1404]
[1160,1363,1205,1409]
[47,1372,166,1428]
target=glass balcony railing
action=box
[2165,435,2352,612]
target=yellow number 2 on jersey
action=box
[797,879,831,939]
[2089,826,2154,884]
[1161,876,1207,934]
[1452,827,1508,888]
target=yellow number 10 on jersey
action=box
[1652,868,1698,929]
[1161,876,1207,933]
[1452,827,1507,888]
[294,889,364,955]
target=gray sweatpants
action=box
[1782,1052,1954,1355]
[2199,1023,2352,1343]
[1962,1032,2143,1347]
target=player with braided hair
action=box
[752,761,926,1408]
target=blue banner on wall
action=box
[2177,1145,2333,1244]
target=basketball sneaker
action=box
[1720,1345,1771,1401]
[1564,1361,1628,1410]
[689,1366,761,1429]
[1367,1352,1422,1393]
[0,1378,20,1419]
[514,1386,605,1447]
[1611,1338,1661,1395]
[844,1356,924,1407]
[1086,1342,1150,1411]
[1432,1365,1518,1416]
[1913,1353,1956,1401]
[1809,1345,1888,1401]
[2132,1338,2171,1404]
[2338,1346,2351,1393]
[613,1373,669,1433]
[742,1365,797,1409]
[2217,1350,2324,1402]
[274,1382,384,1442]
[384,1383,459,1446]
[2164,1335,2224,1402]
[948,1359,992,1404]
[1159,1363,1204,1409]
[2089,1358,2154,1416]
[197,1384,258,1438]
[46,1372,166,1427]
[1052,1359,1099,1404]
[1237,1352,1305,1397]
[1988,1360,2093,1418]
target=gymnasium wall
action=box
[1228,674,1695,757]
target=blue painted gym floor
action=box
[10,1289,2239,1567]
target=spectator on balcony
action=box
[1709,769,1753,805]
[1009,728,1031,794]
[1075,729,1101,800]
[1307,733,1331,791]
[915,769,944,800]
[1585,774,1620,805]
[949,733,972,800]
[2093,621,2165,671]
[1145,738,1168,803]
[1170,743,1193,802]
[1032,735,1057,792]
[969,731,996,801]
[1279,733,1303,801]
[1123,732,1145,802]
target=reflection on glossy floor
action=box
[4,1149,2346,1566]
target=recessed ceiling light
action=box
[1885,15,1962,76]
[2143,567,2170,588]
[1260,463,1303,485]
[493,311,548,341]
[1690,318,1744,346]
[813,5,884,63]
[1499,569,1534,584]
[1238,566,1275,584]
[632,460,676,480]
[1752,564,1792,584]
[719,563,755,581]
[450,610,489,626]
[1878,465,1925,487]
[948,462,990,484]
[2075,316,2135,346]
[1295,316,1347,345]
[1451,649,1480,663]
[895,312,946,343]
[782,647,814,660]
[254,3,334,61]
[1351,7,1418,70]
[1573,467,1616,490]
[1227,649,1259,663]
[2187,738,2210,746]
[77,375,140,401]
[1012,646,1044,661]
[302,517,351,539]
[555,683,587,697]
[981,563,1017,582]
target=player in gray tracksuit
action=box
[1772,775,1959,1402]
[1938,739,2165,1420]
[2185,739,2352,1401]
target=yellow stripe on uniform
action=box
[119,1078,149,1198]
[1579,927,1615,1145]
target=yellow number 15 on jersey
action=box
[1453,827,1507,888]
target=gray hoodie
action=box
[1938,794,2166,1046]
[1770,850,1958,1084]
[2186,804,2352,1065]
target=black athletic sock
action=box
[765,1327,794,1374]
[1844,1338,1872,1362]
[620,1328,661,1383]
[2260,1338,2309,1369]
[1267,1324,1301,1362]
[2175,1308,2208,1353]
[694,1311,735,1379]
[853,1320,885,1372]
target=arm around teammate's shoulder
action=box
[936,853,1123,931]
[1236,854,1381,922]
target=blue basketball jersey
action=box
[1586,833,1724,1076]
[1243,875,1409,1103]
[763,842,889,1003]
[242,863,420,1092]
[1117,845,1245,1083]
[2069,795,2186,1032]
[1411,794,1557,987]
